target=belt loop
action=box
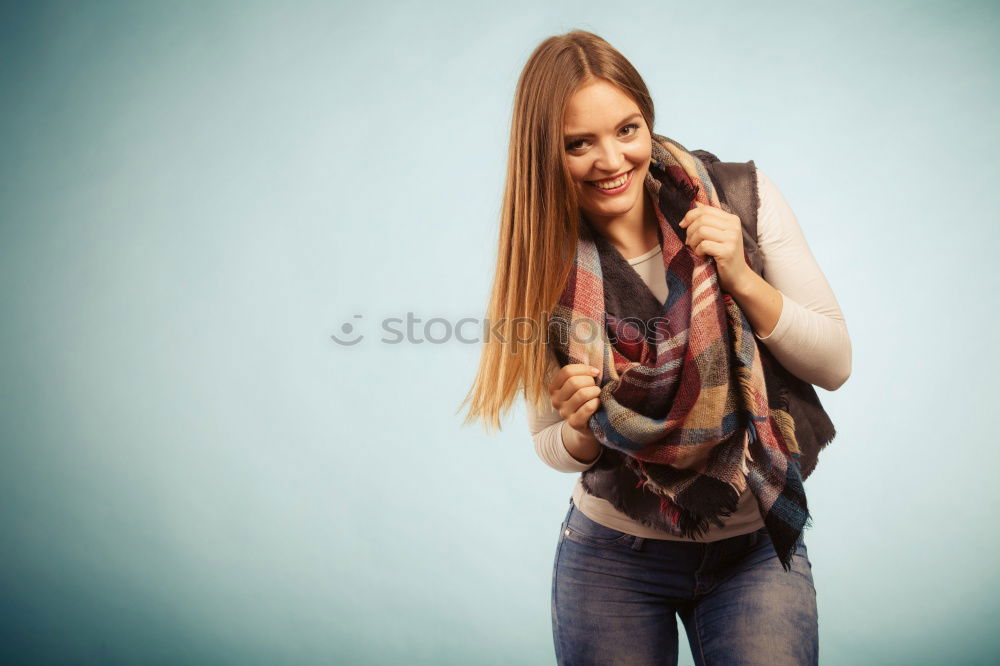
[631,536,645,551]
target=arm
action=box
[730,168,852,391]
[526,356,604,473]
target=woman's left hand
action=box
[679,201,753,295]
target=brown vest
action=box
[577,147,838,533]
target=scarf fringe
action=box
[630,458,744,539]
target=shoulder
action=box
[751,166,813,261]
[753,167,793,234]
[754,167,780,206]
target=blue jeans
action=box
[552,497,818,665]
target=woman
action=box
[461,30,851,665]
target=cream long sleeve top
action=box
[526,168,852,541]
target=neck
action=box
[584,190,660,261]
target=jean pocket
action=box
[562,504,635,548]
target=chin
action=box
[582,191,640,216]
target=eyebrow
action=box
[564,113,643,140]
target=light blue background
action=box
[1,1,997,664]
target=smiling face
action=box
[562,79,653,227]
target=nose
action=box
[593,138,626,175]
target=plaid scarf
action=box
[548,135,810,572]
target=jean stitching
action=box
[552,524,566,664]
[563,527,634,548]
[692,604,709,666]
[565,504,635,548]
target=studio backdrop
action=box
[1,1,997,664]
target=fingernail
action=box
[591,367,600,375]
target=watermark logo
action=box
[330,314,365,346]
[329,311,669,347]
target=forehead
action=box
[563,80,640,132]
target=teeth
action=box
[593,170,630,189]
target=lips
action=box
[588,168,634,195]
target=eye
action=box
[564,122,641,153]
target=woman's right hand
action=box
[548,363,603,461]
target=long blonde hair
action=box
[457,30,656,432]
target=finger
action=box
[681,207,730,230]
[554,372,598,409]
[561,384,601,418]
[567,397,601,430]
[685,224,729,250]
[693,239,726,258]
[548,363,599,394]
[680,199,722,220]
[679,205,712,229]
